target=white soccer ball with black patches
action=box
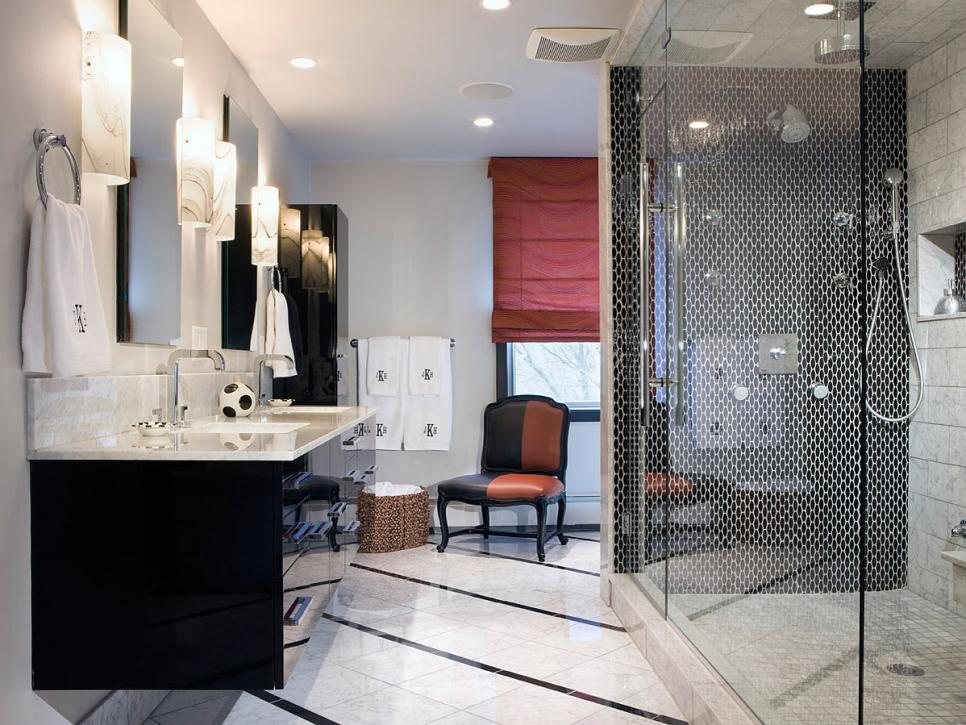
[219,382,256,418]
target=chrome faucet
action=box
[165,349,226,426]
[253,354,295,407]
[953,520,966,539]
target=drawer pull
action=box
[341,435,359,447]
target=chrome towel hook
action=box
[33,128,81,208]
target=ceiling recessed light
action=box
[474,117,494,128]
[171,57,185,67]
[290,57,317,69]
[689,119,710,130]
[804,3,835,16]
[480,0,511,9]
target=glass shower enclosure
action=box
[610,1,966,722]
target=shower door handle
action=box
[639,160,652,428]
[672,162,687,427]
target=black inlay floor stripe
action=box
[322,613,687,725]
[350,562,625,632]
[284,637,311,649]
[429,541,601,577]
[284,577,343,594]
[247,689,339,724]
[566,534,602,543]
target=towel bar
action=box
[350,337,455,348]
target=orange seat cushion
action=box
[645,472,694,497]
[486,473,564,500]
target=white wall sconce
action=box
[209,141,237,241]
[251,185,280,266]
[81,31,131,184]
[279,208,302,277]
[176,117,215,229]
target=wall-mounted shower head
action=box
[767,105,811,143]
[882,168,904,187]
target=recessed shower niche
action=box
[918,222,966,319]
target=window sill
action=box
[570,408,601,423]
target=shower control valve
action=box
[808,382,830,400]
[769,346,788,361]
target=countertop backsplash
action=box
[27,371,257,451]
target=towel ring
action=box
[34,128,81,209]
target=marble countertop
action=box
[27,406,377,462]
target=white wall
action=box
[0,0,308,721]
[312,160,601,527]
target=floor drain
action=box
[886,664,925,677]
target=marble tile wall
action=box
[27,370,257,451]
[907,30,966,615]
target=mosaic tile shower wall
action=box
[609,65,909,594]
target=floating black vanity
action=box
[28,407,375,690]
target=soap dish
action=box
[133,421,173,438]
[269,398,293,408]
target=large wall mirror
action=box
[220,97,259,350]
[116,0,183,345]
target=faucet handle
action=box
[952,519,966,538]
[151,408,163,422]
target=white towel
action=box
[357,338,406,450]
[366,336,402,396]
[22,196,110,377]
[250,289,296,378]
[265,290,296,378]
[403,341,452,451]
[408,336,447,395]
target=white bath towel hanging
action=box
[265,290,296,378]
[22,195,110,377]
[366,335,401,396]
[407,336,447,395]
[357,338,406,450]
[249,288,297,377]
[403,341,452,452]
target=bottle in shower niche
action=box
[934,279,966,315]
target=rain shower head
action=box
[882,168,904,187]
[814,0,870,64]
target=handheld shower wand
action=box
[866,168,923,423]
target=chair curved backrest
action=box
[481,395,570,483]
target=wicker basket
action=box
[357,488,429,553]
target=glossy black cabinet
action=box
[30,460,284,690]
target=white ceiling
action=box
[195,0,638,161]
[629,0,966,69]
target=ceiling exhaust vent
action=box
[526,28,621,63]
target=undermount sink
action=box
[190,421,309,434]
[268,406,353,415]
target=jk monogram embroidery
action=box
[421,368,434,381]
[376,423,388,437]
[423,423,438,437]
[73,304,87,334]
[376,370,388,382]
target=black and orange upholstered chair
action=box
[435,395,570,562]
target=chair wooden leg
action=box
[481,505,490,539]
[556,496,568,545]
[436,495,450,553]
[536,499,548,562]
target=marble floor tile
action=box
[151,693,239,725]
[538,620,633,658]
[479,640,593,678]
[430,712,499,725]
[150,691,237,717]
[340,641,454,684]
[323,685,457,725]
[398,662,524,709]
[220,694,301,725]
[275,663,390,710]
[373,609,465,640]
[466,683,604,725]
[549,656,662,703]
[418,624,526,659]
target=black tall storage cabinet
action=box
[222,204,349,406]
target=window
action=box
[499,342,601,421]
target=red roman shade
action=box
[488,157,599,343]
